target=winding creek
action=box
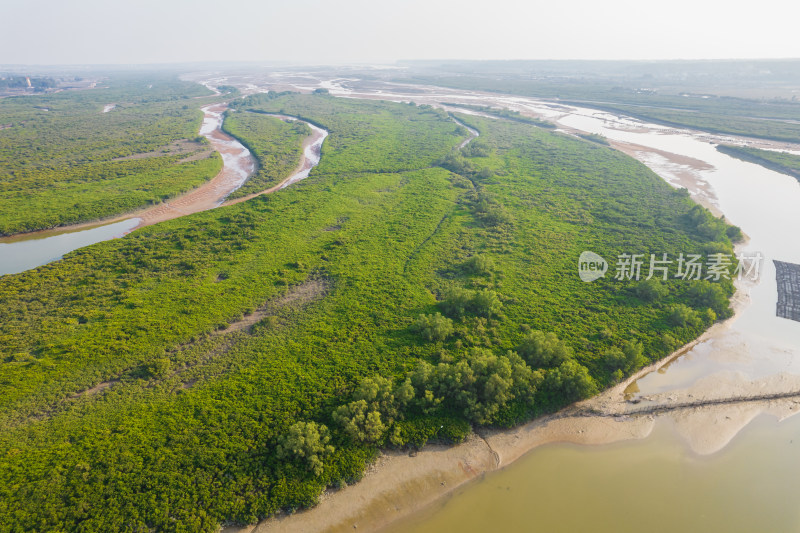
[0,103,327,276]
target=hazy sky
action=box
[3,0,800,65]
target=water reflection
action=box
[392,414,800,533]
[0,218,141,276]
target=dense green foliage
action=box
[231,92,465,174]
[221,111,309,198]
[717,144,800,182]
[413,313,455,341]
[0,94,736,531]
[276,422,335,476]
[0,75,221,234]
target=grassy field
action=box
[0,93,737,531]
[0,75,224,235]
[717,144,800,182]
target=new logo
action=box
[578,251,608,282]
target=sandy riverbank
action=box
[0,103,254,243]
[222,267,799,533]
[226,310,800,533]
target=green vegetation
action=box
[413,313,455,341]
[443,103,556,128]
[517,330,574,369]
[570,102,800,143]
[231,92,463,174]
[408,73,800,142]
[717,144,800,182]
[604,341,646,382]
[0,94,737,531]
[277,422,335,476]
[0,75,221,235]
[222,111,310,197]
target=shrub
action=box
[635,278,668,302]
[389,416,471,448]
[145,358,172,378]
[726,225,744,242]
[409,349,539,425]
[412,313,454,342]
[517,330,574,369]
[333,376,414,443]
[462,255,495,276]
[276,422,334,476]
[471,289,502,317]
[439,287,474,318]
[539,360,597,405]
[333,400,386,443]
[603,341,647,375]
[687,281,732,318]
[439,287,502,318]
[667,304,700,327]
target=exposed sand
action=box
[0,103,255,241]
[130,103,257,227]
[611,140,722,216]
[242,435,498,533]
[221,262,770,533]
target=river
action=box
[200,74,800,533]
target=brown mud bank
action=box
[129,103,258,228]
[225,321,800,533]
[0,103,256,241]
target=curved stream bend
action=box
[224,113,328,205]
